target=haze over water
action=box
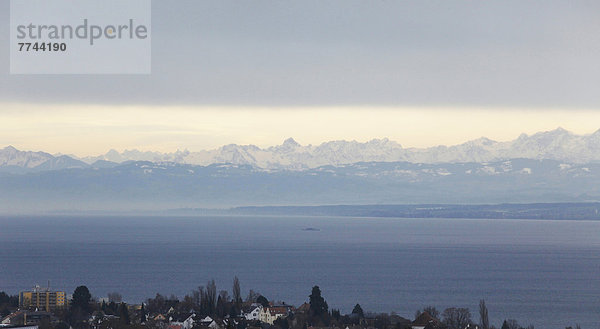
[1,216,599,329]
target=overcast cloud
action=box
[1,0,600,108]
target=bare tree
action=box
[206,279,217,315]
[197,286,208,315]
[415,306,440,320]
[479,300,489,329]
[219,290,230,302]
[107,292,122,303]
[216,291,229,318]
[192,289,201,308]
[423,306,440,319]
[146,293,166,314]
[442,307,472,329]
[246,289,260,303]
[232,276,241,305]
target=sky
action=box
[1,1,600,155]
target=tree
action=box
[180,295,195,313]
[424,306,440,319]
[38,317,53,329]
[108,292,122,303]
[55,322,70,329]
[256,295,269,308]
[147,293,166,314]
[0,292,9,305]
[231,276,242,316]
[246,290,260,303]
[140,303,147,323]
[232,276,242,305]
[352,304,364,318]
[308,286,328,317]
[502,319,519,329]
[206,280,217,315]
[216,291,230,318]
[0,292,13,318]
[331,309,341,321]
[415,306,439,321]
[442,307,471,329]
[72,286,92,313]
[118,303,130,325]
[197,280,218,316]
[479,300,489,329]
[274,317,290,329]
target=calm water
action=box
[1,216,599,329]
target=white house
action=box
[244,305,262,321]
[169,313,195,329]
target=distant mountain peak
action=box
[3,145,17,152]
[466,137,497,146]
[544,127,570,135]
[282,137,300,147]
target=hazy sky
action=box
[1,1,600,154]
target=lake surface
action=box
[1,216,599,329]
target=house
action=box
[181,314,196,329]
[1,312,22,325]
[1,311,58,326]
[259,306,288,324]
[244,305,262,321]
[208,319,225,329]
[270,303,294,313]
[167,324,183,329]
[295,303,310,314]
[412,312,442,329]
[199,316,214,326]
[154,314,167,322]
[169,313,195,329]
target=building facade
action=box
[19,286,67,312]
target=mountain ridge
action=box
[1,157,599,212]
[3,128,600,172]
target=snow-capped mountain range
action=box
[3,127,600,172]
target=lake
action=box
[1,216,599,329]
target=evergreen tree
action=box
[72,286,92,313]
[216,295,225,318]
[331,309,341,321]
[140,303,147,323]
[308,286,328,317]
[352,304,364,318]
[256,295,269,308]
[119,303,131,325]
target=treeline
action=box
[0,280,586,329]
[230,203,600,220]
[144,278,245,319]
[0,291,19,317]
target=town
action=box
[1,280,578,329]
